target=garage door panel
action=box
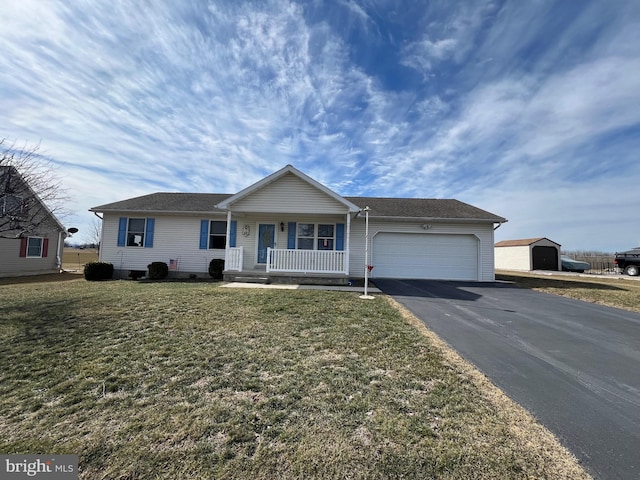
[372,233,478,280]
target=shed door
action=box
[372,233,479,280]
[532,246,558,271]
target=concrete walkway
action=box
[221,282,381,293]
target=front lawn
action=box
[0,279,588,479]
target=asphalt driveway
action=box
[375,279,640,480]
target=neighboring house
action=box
[90,165,507,283]
[0,166,67,278]
[494,237,561,271]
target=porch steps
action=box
[231,276,271,284]
[223,271,349,286]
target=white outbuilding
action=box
[494,237,561,271]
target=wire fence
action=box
[565,254,618,275]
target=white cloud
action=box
[1,0,639,251]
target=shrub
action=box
[147,262,169,280]
[209,259,225,279]
[84,262,114,281]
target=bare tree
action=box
[84,217,102,250]
[0,138,69,238]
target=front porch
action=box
[223,247,350,285]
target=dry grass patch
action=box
[0,280,590,479]
[62,248,99,272]
[497,271,640,313]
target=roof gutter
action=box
[88,209,226,215]
[357,215,508,224]
[494,222,504,231]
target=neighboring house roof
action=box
[495,237,559,247]
[216,164,361,213]
[91,191,506,223]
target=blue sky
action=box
[2,0,639,251]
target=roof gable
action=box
[1,165,66,234]
[216,165,360,213]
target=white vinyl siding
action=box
[98,213,498,281]
[100,214,227,276]
[0,233,61,278]
[231,173,349,214]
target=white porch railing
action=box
[226,247,243,272]
[267,248,346,274]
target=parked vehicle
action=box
[561,255,590,273]
[614,248,640,276]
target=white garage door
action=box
[372,233,479,280]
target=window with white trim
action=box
[209,220,227,249]
[127,218,146,247]
[297,223,335,250]
[26,237,43,257]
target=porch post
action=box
[225,210,232,269]
[345,212,351,275]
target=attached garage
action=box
[494,237,561,271]
[372,233,479,280]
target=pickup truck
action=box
[614,248,640,276]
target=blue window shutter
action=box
[144,218,155,248]
[199,220,209,250]
[229,220,237,248]
[287,222,296,249]
[117,217,127,247]
[336,223,345,251]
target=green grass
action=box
[497,271,640,313]
[0,279,588,479]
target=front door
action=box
[257,224,275,264]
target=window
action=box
[20,236,48,258]
[0,194,26,217]
[26,237,43,257]
[297,223,335,250]
[118,217,154,248]
[317,224,334,250]
[297,223,315,250]
[209,221,227,249]
[127,218,146,247]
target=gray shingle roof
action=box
[345,197,506,222]
[91,192,506,222]
[90,193,232,214]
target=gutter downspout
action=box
[56,230,63,271]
